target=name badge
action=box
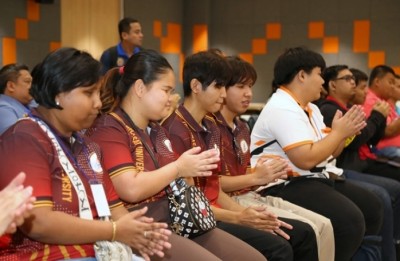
[90,184,111,218]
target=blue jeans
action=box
[344,169,400,261]
[375,146,400,159]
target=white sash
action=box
[28,117,93,220]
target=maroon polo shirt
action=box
[88,108,177,210]
[0,111,122,260]
[214,112,251,196]
[162,104,221,206]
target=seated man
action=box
[0,64,35,134]
[319,65,400,261]
[374,74,400,159]
[163,49,319,261]
[359,65,400,180]
[250,47,383,261]
[216,55,334,261]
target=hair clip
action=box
[119,66,125,75]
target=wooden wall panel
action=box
[61,0,120,59]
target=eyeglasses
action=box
[334,75,355,82]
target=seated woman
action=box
[0,63,36,134]
[0,48,170,261]
[87,49,267,260]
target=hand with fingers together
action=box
[114,207,172,261]
[239,206,280,232]
[0,172,36,236]
[175,146,220,178]
[252,157,289,186]
[331,105,366,139]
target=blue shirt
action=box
[0,94,36,134]
[100,43,141,74]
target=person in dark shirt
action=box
[319,65,400,261]
[100,17,143,74]
[215,55,334,261]
[90,49,267,261]
[163,49,320,261]
[0,48,170,260]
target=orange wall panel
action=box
[153,20,162,38]
[161,23,181,54]
[266,23,281,40]
[2,38,17,65]
[15,18,29,40]
[308,22,324,39]
[323,37,339,53]
[368,51,385,68]
[239,53,253,64]
[50,41,61,51]
[193,24,208,53]
[353,20,370,53]
[27,0,40,21]
[252,38,267,54]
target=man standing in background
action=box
[100,17,143,74]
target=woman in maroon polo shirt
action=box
[88,49,267,260]
[0,48,171,261]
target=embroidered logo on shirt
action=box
[89,153,103,174]
[117,57,125,67]
[240,139,249,153]
[164,139,174,153]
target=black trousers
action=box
[217,218,318,261]
[260,178,383,261]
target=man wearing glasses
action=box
[318,64,400,261]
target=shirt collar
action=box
[325,95,349,111]
[279,87,313,117]
[176,104,208,133]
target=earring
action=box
[56,100,60,106]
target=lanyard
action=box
[117,109,185,196]
[28,117,94,220]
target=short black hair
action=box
[322,65,349,93]
[182,50,231,97]
[31,47,101,109]
[0,64,29,94]
[225,56,257,89]
[350,68,368,86]
[118,17,139,40]
[272,47,326,92]
[369,65,395,87]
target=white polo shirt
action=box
[250,87,342,183]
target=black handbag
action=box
[167,178,216,238]
[117,110,216,238]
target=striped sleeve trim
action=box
[282,140,313,152]
[33,199,53,208]
[109,199,124,210]
[108,164,136,178]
